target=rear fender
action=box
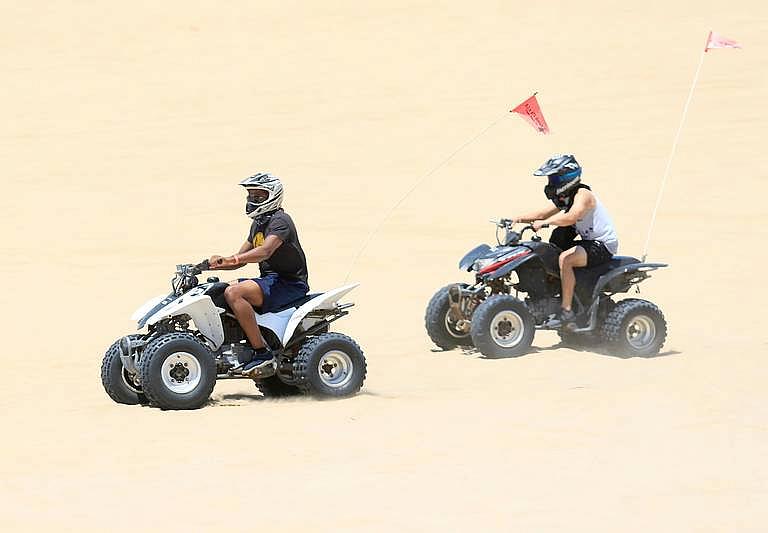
[459,244,491,271]
[591,262,668,300]
[281,283,359,345]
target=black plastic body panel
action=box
[459,244,491,271]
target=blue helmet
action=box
[534,154,582,208]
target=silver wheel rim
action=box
[490,310,524,347]
[161,352,202,394]
[625,315,656,349]
[318,350,354,389]
[121,368,142,394]
[444,311,470,339]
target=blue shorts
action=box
[239,274,309,313]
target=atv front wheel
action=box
[138,333,217,410]
[425,284,473,350]
[600,299,667,356]
[470,295,535,358]
[101,335,148,405]
[294,333,366,397]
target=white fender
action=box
[144,293,225,349]
[281,283,359,345]
[131,295,166,321]
[252,308,297,344]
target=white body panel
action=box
[280,283,359,345]
[131,282,359,351]
[143,292,226,349]
[252,307,296,342]
[131,295,165,321]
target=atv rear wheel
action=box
[470,295,535,358]
[138,333,217,410]
[425,284,473,350]
[255,376,303,398]
[294,333,366,397]
[600,299,667,356]
[101,335,148,405]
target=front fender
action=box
[143,293,225,349]
[459,244,491,271]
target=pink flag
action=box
[705,31,742,52]
[511,93,550,134]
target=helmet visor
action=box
[247,188,270,204]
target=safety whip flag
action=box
[643,29,743,262]
[510,93,550,134]
[705,31,742,52]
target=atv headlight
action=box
[473,258,496,271]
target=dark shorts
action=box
[238,273,309,313]
[550,226,613,268]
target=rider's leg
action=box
[224,280,266,349]
[559,246,588,312]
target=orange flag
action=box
[511,93,550,134]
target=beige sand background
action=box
[2,1,767,531]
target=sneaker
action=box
[546,308,577,330]
[242,348,276,376]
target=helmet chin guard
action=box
[239,173,284,219]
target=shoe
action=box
[242,348,276,377]
[546,308,577,330]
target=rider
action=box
[513,154,618,329]
[209,173,309,376]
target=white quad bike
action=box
[101,260,366,410]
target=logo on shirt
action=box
[252,232,265,247]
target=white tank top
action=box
[574,193,619,254]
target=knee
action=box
[559,252,570,269]
[224,284,240,303]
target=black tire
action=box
[470,295,535,358]
[600,299,667,356]
[425,284,473,350]
[293,333,366,398]
[138,333,217,410]
[100,335,148,405]
[255,376,303,398]
[558,298,615,350]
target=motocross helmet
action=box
[239,173,284,219]
[534,154,583,210]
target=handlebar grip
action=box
[197,259,211,270]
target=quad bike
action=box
[101,260,366,409]
[425,219,668,358]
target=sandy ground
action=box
[2,1,767,531]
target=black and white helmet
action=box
[239,173,284,219]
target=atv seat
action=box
[265,293,321,314]
[574,256,640,303]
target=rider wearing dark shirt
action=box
[209,173,309,376]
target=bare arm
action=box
[209,241,253,270]
[212,235,283,269]
[514,205,559,223]
[540,189,595,227]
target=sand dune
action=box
[2,2,767,531]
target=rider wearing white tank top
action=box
[514,154,620,328]
[574,193,619,254]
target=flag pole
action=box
[343,111,508,282]
[641,44,706,262]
